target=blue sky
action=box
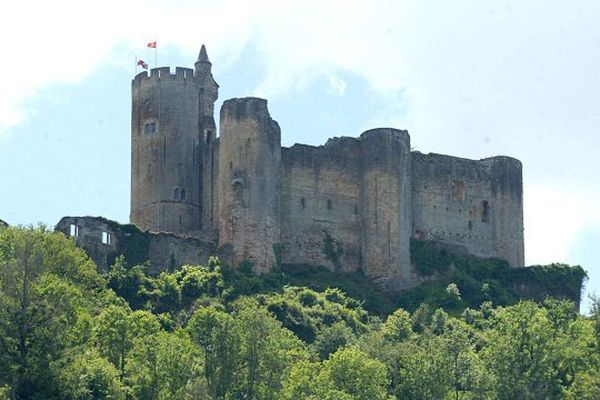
[1,0,599,310]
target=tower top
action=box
[197,44,210,64]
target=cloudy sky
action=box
[1,0,599,310]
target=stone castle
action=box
[59,45,524,291]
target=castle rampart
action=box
[280,137,363,274]
[125,46,525,290]
[411,152,524,267]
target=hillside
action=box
[0,225,594,399]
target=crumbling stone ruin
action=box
[59,45,524,291]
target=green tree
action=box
[59,350,125,400]
[312,321,355,360]
[233,302,308,399]
[188,307,239,399]
[381,308,413,342]
[125,331,204,400]
[0,226,99,399]
[393,336,451,400]
[93,305,161,377]
[314,347,390,400]
[483,300,590,399]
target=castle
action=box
[122,45,524,290]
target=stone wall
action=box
[55,216,216,274]
[280,128,413,290]
[146,232,216,274]
[126,52,526,292]
[411,152,524,267]
[281,137,362,273]
[55,216,120,272]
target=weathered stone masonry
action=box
[69,46,524,291]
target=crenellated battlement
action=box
[132,66,198,86]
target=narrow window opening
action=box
[180,188,186,201]
[102,231,111,245]
[229,161,233,170]
[143,121,156,134]
[300,197,306,209]
[69,224,79,238]
[206,130,212,144]
[468,220,473,230]
[173,188,180,201]
[481,200,490,223]
[327,199,332,210]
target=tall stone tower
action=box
[130,45,218,235]
[217,98,281,272]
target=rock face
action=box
[125,46,524,291]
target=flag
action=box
[137,59,148,69]
[147,40,157,48]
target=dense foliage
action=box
[0,226,596,399]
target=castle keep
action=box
[126,45,524,290]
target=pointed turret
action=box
[195,44,213,76]
[197,44,210,64]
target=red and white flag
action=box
[147,40,157,48]
[137,59,148,69]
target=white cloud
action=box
[327,75,347,96]
[524,185,600,265]
[2,0,600,270]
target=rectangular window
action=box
[143,121,156,134]
[102,231,111,245]
[69,224,79,238]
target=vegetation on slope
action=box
[0,225,596,400]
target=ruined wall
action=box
[56,216,216,274]
[411,153,524,267]
[55,216,119,272]
[280,137,362,272]
[146,233,216,274]
[217,98,281,272]
[360,129,413,289]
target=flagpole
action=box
[154,39,157,68]
[134,55,138,75]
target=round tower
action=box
[488,156,524,267]
[359,128,412,290]
[217,98,281,272]
[130,45,218,235]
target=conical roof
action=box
[197,44,210,63]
